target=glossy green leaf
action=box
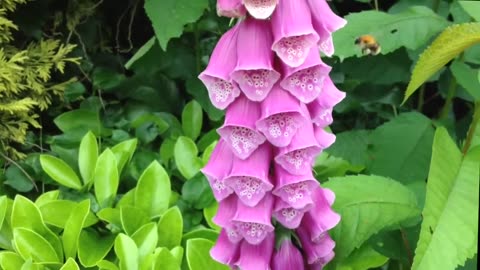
[125,37,156,69]
[134,161,171,218]
[144,0,209,50]
[40,155,82,190]
[97,260,119,270]
[412,128,479,270]
[450,60,480,100]
[115,233,139,270]
[186,239,229,270]
[20,259,45,270]
[0,251,24,270]
[155,247,180,270]
[131,223,158,259]
[157,207,183,249]
[117,188,136,208]
[323,175,421,259]
[170,246,184,267]
[111,138,138,174]
[182,100,203,141]
[13,228,60,263]
[54,109,101,135]
[459,1,480,22]
[0,196,7,230]
[39,200,97,228]
[35,190,60,207]
[181,174,215,209]
[326,130,370,167]
[201,141,217,165]
[336,243,389,270]
[94,149,119,208]
[60,258,80,270]
[78,131,98,186]
[182,228,219,244]
[174,136,203,179]
[62,200,90,259]
[203,202,220,231]
[97,208,122,229]
[78,229,115,267]
[120,206,150,236]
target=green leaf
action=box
[134,161,171,218]
[62,200,90,259]
[54,109,101,135]
[182,100,203,141]
[78,131,98,186]
[323,175,421,259]
[336,243,389,270]
[326,130,370,167]
[35,190,60,207]
[160,137,177,164]
[144,0,209,50]
[0,196,8,229]
[120,206,150,236]
[40,155,82,190]
[13,228,60,263]
[97,208,122,229]
[60,258,80,270]
[185,78,224,122]
[155,247,180,270]
[111,138,138,174]
[412,128,479,270]
[115,233,139,270]
[4,166,34,192]
[97,260,119,270]
[78,229,115,267]
[0,251,25,270]
[174,136,203,179]
[403,23,480,103]
[131,223,158,260]
[203,202,220,231]
[157,207,183,249]
[367,112,435,183]
[459,1,480,22]
[450,60,480,101]
[39,200,97,228]
[170,246,184,267]
[186,239,229,270]
[333,6,449,59]
[94,149,119,208]
[125,37,156,70]
[182,229,219,244]
[181,174,215,209]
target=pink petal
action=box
[232,194,275,244]
[273,197,312,229]
[273,164,319,209]
[308,251,335,270]
[234,232,275,270]
[272,238,306,270]
[231,17,280,101]
[213,194,238,228]
[271,0,319,67]
[313,127,336,150]
[256,84,307,147]
[224,143,274,207]
[199,26,241,109]
[308,77,345,127]
[280,49,331,103]
[275,119,322,175]
[297,226,335,265]
[242,0,278,19]
[210,229,241,266]
[201,140,235,201]
[307,0,347,57]
[218,95,267,159]
[217,0,247,17]
[322,188,335,205]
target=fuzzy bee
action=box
[354,35,381,56]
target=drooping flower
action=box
[297,224,336,266]
[313,127,336,150]
[271,0,319,67]
[217,0,247,17]
[307,0,347,57]
[256,84,307,147]
[234,232,275,269]
[243,0,278,19]
[210,229,241,267]
[271,237,306,270]
[199,25,241,109]
[201,139,235,201]
[308,76,346,127]
[213,195,245,243]
[280,48,332,103]
[231,193,275,244]
[273,197,312,229]
[217,95,267,159]
[231,17,280,101]
[273,164,318,209]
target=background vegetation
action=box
[0,0,478,269]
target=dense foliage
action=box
[0,0,478,269]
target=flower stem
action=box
[462,101,480,155]
[432,0,441,12]
[439,74,457,120]
[417,85,425,112]
[374,0,379,10]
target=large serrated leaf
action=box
[144,0,209,50]
[403,23,480,103]
[412,128,479,270]
[333,6,449,59]
[323,175,421,260]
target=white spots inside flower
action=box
[210,77,234,103]
[213,178,227,192]
[228,126,264,157]
[235,222,268,244]
[320,37,334,55]
[313,107,333,125]
[236,69,277,100]
[265,113,300,140]
[286,66,325,102]
[275,35,314,66]
[282,182,310,203]
[226,227,242,243]
[234,176,263,200]
[281,208,298,222]
[244,0,277,19]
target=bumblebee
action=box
[354,35,381,56]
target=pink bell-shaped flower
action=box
[198,25,241,109]
[242,0,278,19]
[213,195,245,243]
[271,0,319,67]
[308,251,335,270]
[280,48,332,103]
[231,194,275,244]
[308,77,345,127]
[218,95,267,159]
[275,117,322,175]
[272,237,306,270]
[256,84,307,147]
[301,187,341,243]
[210,229,241,267]
[224,142,274,207]
[234,232,275,270]
[307,0,347,57]
[297,225,336,266]
[273,164,319,209]
[273,196,312,229]
[217,0,247,18]
[201,140,235,201]
[231,17,280,101]
[313,127,336,150]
